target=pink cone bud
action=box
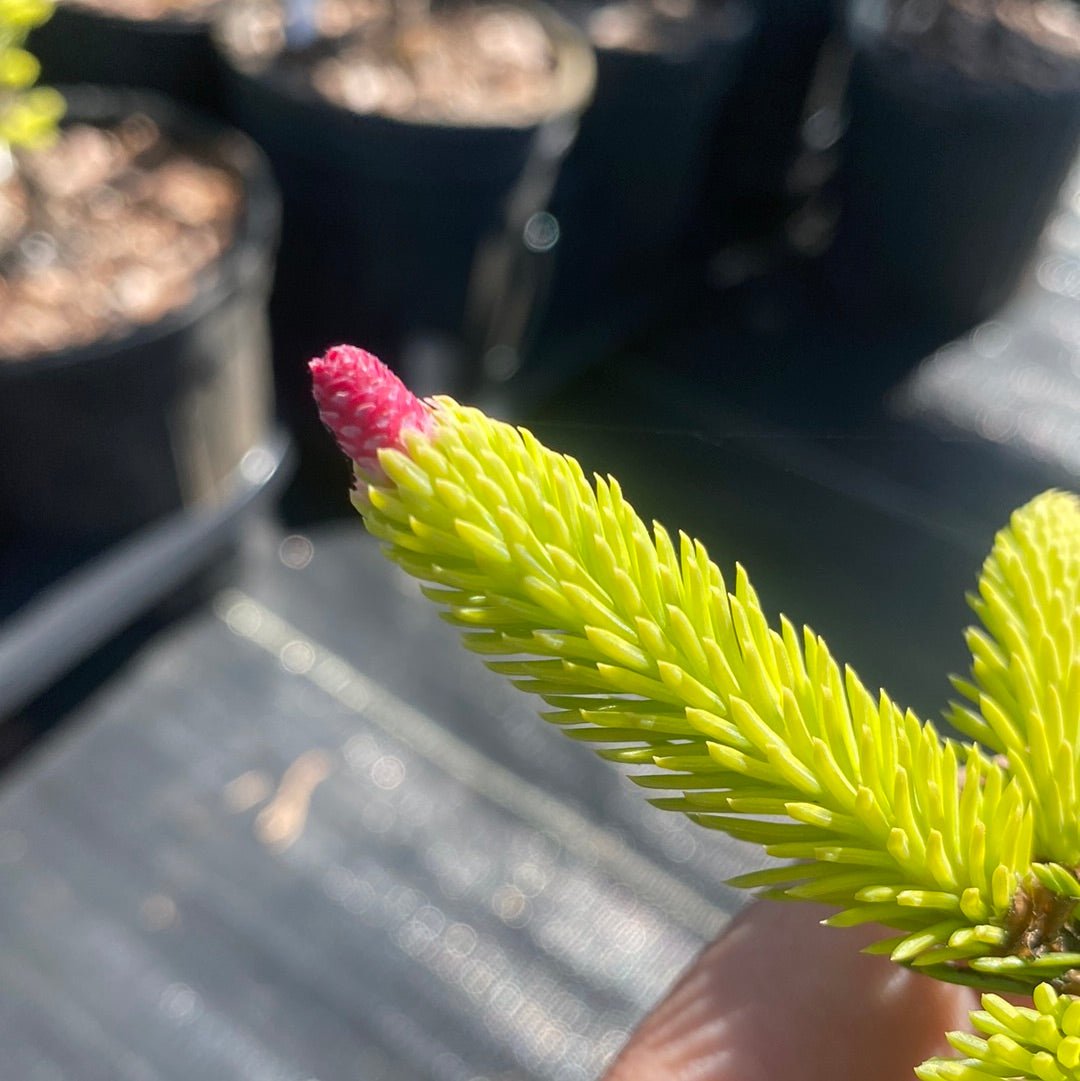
[309,345,432,475]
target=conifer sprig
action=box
[309,345,1080,1081]
[949,492,1080,868]
[918,983,1080,1081]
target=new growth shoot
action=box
[311,344,1080,1081]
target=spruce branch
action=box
[918,983,1080,1081]
[309,346,1080,1081]
[949,491,1080,868]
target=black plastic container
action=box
[215,3,595,489]
[538,0,754,339]
[0,88,280,558]
[695,0,835,245]
[30,3,222,115]
[221,70,582,357]
[824,0,1080,332]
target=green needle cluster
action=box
[918,984,1080,1081]
[950,495,1080,869]
[345,396,1080,1081]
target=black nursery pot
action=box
[824,6,1080,332]
[538,0,753,340]
[30,3,222,115]
[695,0,834,245]
[215,3,595,481]
[0,88,280,557]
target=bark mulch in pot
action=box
[0,113,243,361]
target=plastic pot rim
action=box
[214,0,598,135]
[845,12,1080,108]
[0,84,280,379]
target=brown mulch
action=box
[221,0,564,126]
[0,115,242,361]
[61,0,218,22]
[885,0,1080,90]
[586,0,699,53]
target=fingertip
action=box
[604,901,980,1081]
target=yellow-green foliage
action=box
[0,0,63,153]
[349,398,1080,1081]
[950,493,1080,867]
[918,983,1080,1081]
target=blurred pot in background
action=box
[29,0,225,115]
[535,0,753,345]
[695,0,835,247]
[824,0,1080,332]
[0,88,279,588]
[214,0,595,509]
